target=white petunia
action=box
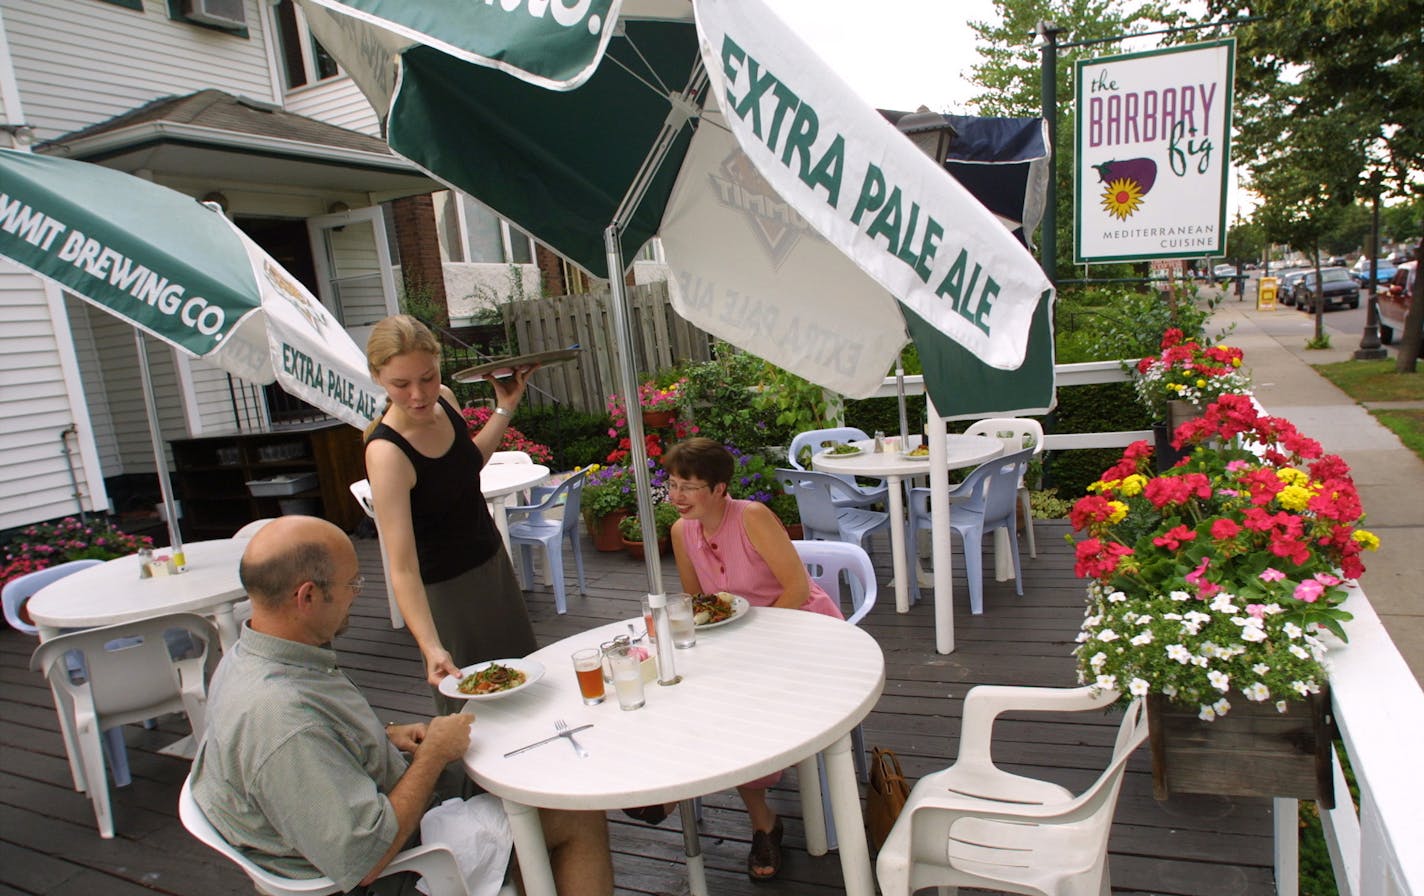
[1130,631,1154,646]
[1075,631,1091,643]
[1289,644,1310,660]
[1291,680,1312,696]
[1253,663,1271,675]
[1209,594,1238,614]
[1098,629,1119,642]
[1243,682,1270,701]
[1212,697,1232,716]
[1166,644,1193,664]
[1090,651,1107,670]
[1284,622,1304,639]
[1276,700,1289,713]
[1129,677,1150,697]
[1239,626,1268,643]
[1095,674,1117,691]
[1107,590,1128,603]
[1198,704,1217,721]
[1170,590,1192,602]
[1162,684,1178,698]
[1208,670,1231,692]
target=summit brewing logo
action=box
[706,149,822,269]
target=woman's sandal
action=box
[746,817,784,881]
[621,803,671,826]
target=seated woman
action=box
[662,437,842,882]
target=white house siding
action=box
[2,0,277,144]
[0,268,103,528]
[62,295,120,475]
[81,305,189,476]
[282,78,380,137]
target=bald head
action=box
[239,516,349,610]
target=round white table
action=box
[481,463,551,554]
[461,608,885,896]
[813,435,1003,613]
[27,538,250,651]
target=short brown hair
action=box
[239,539,333,610]
[661,437,734,488]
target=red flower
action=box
[1152,524,1197,551]
[1210,518,1241,540]
[1074,538,1134,578]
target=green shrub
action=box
[512,405,616,470]
[1043,381,1152,500]
[678,346,785,449]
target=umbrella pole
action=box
[135,331,185,564]
[896,355,910,447]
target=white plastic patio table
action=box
[812,436,1003,613]
[481,463,551,553]
[461,608,885,896]
[27,538,249,651]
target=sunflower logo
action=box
[1091,158,1158,221]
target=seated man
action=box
[190,515,612,895]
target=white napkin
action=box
[416,794,513,896]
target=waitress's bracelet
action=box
[493,406,513,419]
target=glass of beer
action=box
[667,593,697,649]
[572,648,605,705]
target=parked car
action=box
[1377,260,1419,345]
[1213,263,1238,283]
[1276,268,1309,306]
[1294,267,1361,312]
[1350,257,1396,286]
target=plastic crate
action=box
[246,473,318,496]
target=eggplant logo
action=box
[1092,158,1157,221]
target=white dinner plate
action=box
[899,449,930,461]
[694,594,751,629]
[820,446,862,458]
[439,658,545,701]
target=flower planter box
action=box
[641,410,676,429]
[1147,688,1335,807]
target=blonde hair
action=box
[363,315,442,441]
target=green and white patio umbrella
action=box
[0,148,384,554]
[299,0,1055,597]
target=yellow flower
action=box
[1277,484,1313,511]
[1232,357,1242,367]
[1276,467,1309,487]
[1088,479,1115,493]
[1119,474,1147,496]
[1107,500,1129,524]
[1195,378,1207,389]
[1352,529,1381,551]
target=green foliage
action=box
[512,404,616,470]
[619,502,678,542]
[760,366,834,438]
[844,395,928,440]
[1305,333,1333,350]
[398,277,447,329]
[1029,488,1073,520]
[2,516,154,594]
[1044,381,1152,500]
[581,465,638,521]
[677,345,785,449]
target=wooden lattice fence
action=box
[504,281,713,413]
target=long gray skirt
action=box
[425,548,536,715]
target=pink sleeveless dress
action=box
[681,499,843,620]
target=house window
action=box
[433,191,537,265]
[167,0,249,36]
[274,0,339,90]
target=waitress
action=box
[363,314,537,713]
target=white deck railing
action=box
[871,361,1423,895]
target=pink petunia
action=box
[1294,579,1324,603]
[1259,567,1286,582]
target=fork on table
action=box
[554,719,589,758]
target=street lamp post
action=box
[1355,173,1387,360]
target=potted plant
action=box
[1068,395,1378,804]
[579,464,639,552]
[618,502,678,560]
[1131,328,1251,468]
[607,378,690,433]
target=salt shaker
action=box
[137,547,153,580]
[873,431,885,453]
[646,592,681,685]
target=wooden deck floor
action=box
[0,521,1278,895]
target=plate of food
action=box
[823,443,862,457]
[451,347,580,383]
[692,592,751,629]
[438,658,545,701]
[899,444,930,460]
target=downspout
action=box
[59,425,87,520]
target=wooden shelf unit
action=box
[170,421,366,539]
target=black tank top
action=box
[367,398,500,583]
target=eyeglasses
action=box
[318,575,365,596]
[666,481,710,496]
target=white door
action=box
[307,206,399,350]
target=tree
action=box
[1206,0,1424,370]
[966,0,1184,281]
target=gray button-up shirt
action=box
[191,625,406,891]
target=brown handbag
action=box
[866,746,911,853]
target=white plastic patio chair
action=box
[792,539,878,849]
[776,468,890,554]
[506,471,586,614]
[179,776,509,896]
[349,479,405,630]
[31,612,218,838]
[488,450,533,464]
[3,559,137,789]
[787,427,889,509]
[876,685,1147,896]
[905,448,1033,614]
[964,417,1045,557]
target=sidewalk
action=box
[1209,298,1424,686]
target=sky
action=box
[768,0,1002,114]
